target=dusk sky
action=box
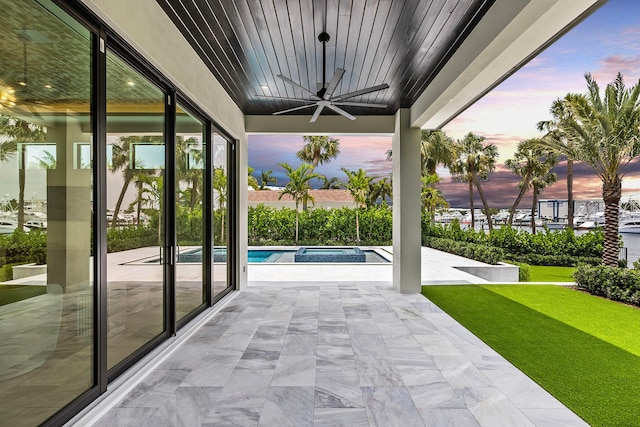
[248,0,640,208]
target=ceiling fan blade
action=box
[256,95,315,102]
[272,104,317,115]
[323,68,345,99]
[310,105,325,123]
[331,83,389,101]
[326,104,356,121]
[333,101,387,108]
[277,75,320,99]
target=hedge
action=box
[423,236,504,265]
[574,265,640,307]
[504,253,601,267]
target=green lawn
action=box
[422,285,640,427]
[0,285,46,306]
[527,265,576,282]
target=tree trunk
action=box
[18,167,25,231]
[531,183,538,235]
[112,175,132,227]
[602,177,621,267]
[508,172,531,226]
[566,159,574,229]
[468,180,475,228]
[294,202,299,244]
[474,177,493,232]
[356,209,360,242]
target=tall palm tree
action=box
[421,173,449,220]
[420,130,456,176]
[449,132,498,231]
[529,159,557,234]
[341,168,372,242]
[259,169,277,190]
[504,139,558,226]
[296,136,340,210]
[540,73,640,266]
[278,162,319,243]
[385,129,455,177]
[296,135,341,168]
[213,167,228,242]
[0,117,46,229]
[537,95,578,229]
[368,176,392,207]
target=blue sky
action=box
[248,0,640,207]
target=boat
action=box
[619,218,640,234]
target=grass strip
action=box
[527,265,575,282]
[0,285,46,306]
[484,285,640,356]
[422,285,640,427]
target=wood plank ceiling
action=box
[156,0,494,117]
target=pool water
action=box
[160,248,390,263]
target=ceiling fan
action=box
[257,32,389,122]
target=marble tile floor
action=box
[85,282,588,427]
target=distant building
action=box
[248,189,356,210]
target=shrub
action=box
[0,230,47,267]
[516,262,531,282]
[574,264,640,306]
[424,237,504,265]
[633,259,640,270]
[504,253,601,267]
[107,226,157,253]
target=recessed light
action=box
[18,81,27,86]
[260,85,269,90]
[8,88,15,94]
[127,81,135,86]
[44,84,52,89]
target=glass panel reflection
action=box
[176,105,205,320]
[106,50,165,370]
[212,133,228,296]
[0,0,94,425]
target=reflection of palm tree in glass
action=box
[176,136,203,211]
[138,174,163,243]
[213,167,227,243]
[0,115,46,229]
[35,150,56,169]
[109,135,163,228]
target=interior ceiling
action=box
[156,0,494,117]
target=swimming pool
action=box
[157,247,391,263]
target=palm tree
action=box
[341,168,372,242]
[449,132,498,231]
[537,96,579,229]
[420,130,456,176]
[318,175,342,189]
[539,73,640,266]
[247,166,260,190]
[296,135,341,168]
[258,169,277,190]
[368,177,392,206]
[296,136,340,210]
[278,162,319,243]
[529,159,557,234]
[421,173,449,220]
[385,129,455,177]
[176,136,204,211]
[0,117,47,230]
[504,139,558,226]
[213,167,228,242]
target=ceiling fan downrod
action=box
[317,32,330,99]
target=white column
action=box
[392,109,422,293]
[237,131,248,290]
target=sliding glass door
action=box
[175,104,206,320]
[105,50,166,370]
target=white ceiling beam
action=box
[410,0,605,129]
[245,115,395,135]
